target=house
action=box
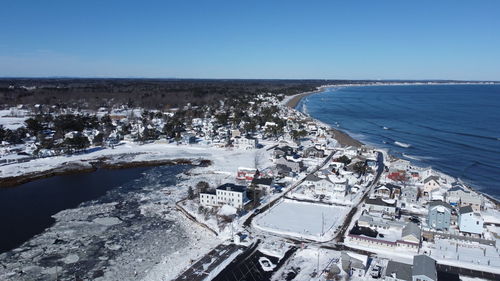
[341,252,367,278]
[232,135,257,149]
[200,183,248,209]
[236,167,258,181]
[412,255,437,281]
[373,184,401,199]
[358,215,405,231]
[446,185,483,212]
[364,198,397,215]
[302,174,348,199]
[427,201,452,231]
[181,133,197,144]
[273,145,295,159]
[458,206,483,235]
[303,146,325,158]
[401,222,421,244]
[392,159,411,171]
[422,176,440,197]
[274,164,293,177]
[400,185,418,204]
[384,255,437,281]
[385,260,412,281]
[275,157,303,173]
[251,177,273,194]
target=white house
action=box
[458,206,483,235]
[200,183,248,209]
[302,174,348,199]
[364,198,397,215]
[422,176,440,197]
[232,135,257,150]
[446,185,483,211]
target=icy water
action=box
[0,164,187,253]
[299,84,500,199]
[0,167,150,253]
[0,164,193,281]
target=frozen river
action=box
[0,164,218,281]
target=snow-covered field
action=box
[254,199,349,242]
[0,141,273,179]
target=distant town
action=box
[1,80,499,281]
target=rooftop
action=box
[216,183,246,193]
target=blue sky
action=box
[1,0,499,80]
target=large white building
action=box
[200,183,249,209]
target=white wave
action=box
[394,141,411,148]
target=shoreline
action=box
[285,85,364,148]
[289,83,500,205]
[0,157,211,188]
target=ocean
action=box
[298,84,500,199]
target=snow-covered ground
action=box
[253,199,349,242]
[0,141,273,179]
[271,247,345,281]
[0,109,29,130]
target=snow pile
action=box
[218,205,237,216]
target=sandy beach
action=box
[286,86,364,148]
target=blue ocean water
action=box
[298,84,500,199]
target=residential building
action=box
[422,176,440,197]
[384,255,437,281]
[364,198,397,215]
[232,135,257,149]
[275,157,303,173]
[458,206,483,235]
[199,183,248,209]
[303,146,325,158]
[446,186,483,211]
[401,185,418,204]
[236,167,257,181]
[412,255,437,281]
[401,222,421,244]
[427,201,452,231]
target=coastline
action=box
[289,83,500,206]
[0,156,209,188]
[285,85,364,148]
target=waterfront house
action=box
[427,201,452,231]
[458,206,483,235]
[446,185,483,212]
[200,183,248,209]
[422,176,440,197]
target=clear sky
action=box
[1,0,499,80]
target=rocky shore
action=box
[0,156,211,188]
